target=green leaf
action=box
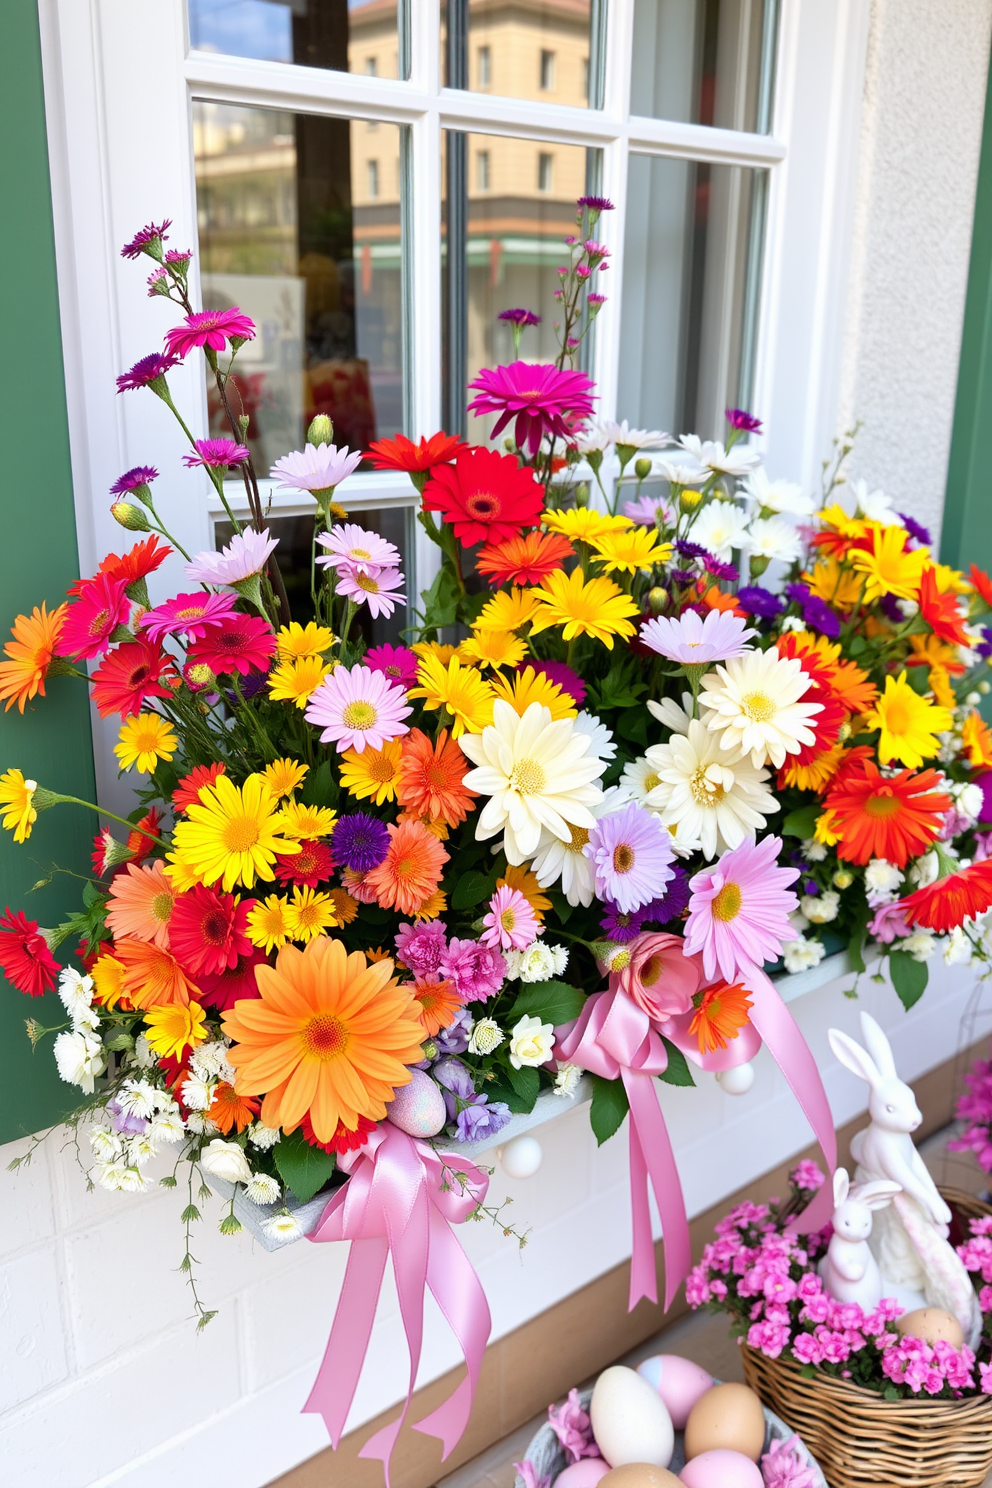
[888,950,928,1011]
[457,590,490,626]
[416,509,443,547]
[616,709,649,746]
[848,635,867,656]
[485,1075,535,1114]
[451,869,498,911]
[301,760,338,809]
[548,890,574,924]
[503,1062,540,1112]
[783,804,819,840]
[849,927,866,975]
[273,1129,337,1203]
[589,1073,629,1145]
[659,1038,696,1087]
[420,566,460,632]
[506,980,586,1026]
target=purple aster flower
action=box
[498,308,541,327]
[704,555,739,581]
[879,592,904,623]
[455,1095,513,1143]
[587,801,675,913]
[107,1097,149,1136]
[364,643,419,690]
[803,880,819,896]
[670,568,696,588]
[223,667,271,704]
[587,292,607,306]
[977,626,992,660]
[116,353,179,394]
[599,904,647,943]
[577,195,615,212]
[726,408,763,433]
[331,813,391,873]
[898,512,932,547]
[182,438,250,470]
[642,867,691,925]
[518,658,585,707]
[737,585,784,619]
[164,248,192,267]
[110,465,159,497]
[434,1007,474,1056]
[639,607,756,664]
[395,918,448,978]
[785,582,842,638]
[121,219,171,259]
[675,539,708,560]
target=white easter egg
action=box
[498,1134,543,1178]
[716,1062,755,1096]
[636,1355,714,1429]
[590,1365,675,1470]
[680,1448,763,1487]
[385,1070,447,1137]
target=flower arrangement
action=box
[687,1163,992,1399]
[951,1052,992,1173]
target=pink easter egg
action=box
[385,1069,447,1137]
[679,1448,763,1487]
[554,1459,611,1486]
[636,1355,714,1430]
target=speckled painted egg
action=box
[895,1307,965,1349]
[679,1448,764,1487]
[637,1355,714,1429]
[385,1070,447,1137]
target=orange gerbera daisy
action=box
[221,937,426,1140]
[970,563,992,608]
[699,584,745,616]
[907,633,966,678]
[824,760,951,867]
[476,530,575,587]
[898,860,992,932]
[365,819,449,915]
[105,860,177,948]
[689,980,753,1054]
[412,976,463,1036]
[963,710,992,768]
[396,728,477,827]
[0,601,67,713]
[497,863,552,919]
[207,1082,260,1134]
[919,566,970,646]
[115,936,199,1007]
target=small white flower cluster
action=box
[89,1078,185,1194]
[504,941,569,982]
[180,1040,237,1133]
[53,968,105,1095]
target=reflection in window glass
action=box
[188,0,408,80]
[441,131,594,436]
[630,0,776,134]
[618,155,766,439]
[443,0,593,108]
[193,102,405,475]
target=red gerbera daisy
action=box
[170,884,253,976]
[0,908,59,997]
[126,807,163,868]
[90,638,176,718]
[422,447,545,547]
[173,762,227,814]
[898,859,992,932]
[299,1110,378,1154]
[97,535,172,589]
[918,566,970,647]
[91,827,132,878]
[824,760,951,867]
[187,615,276,677]
[273,839,334,887]
[60,573,131,660]
[970,563,992,608]
[366,431,465,473]
[476,529,575,587]
[775,633,846,764]
[197,945,267,1011]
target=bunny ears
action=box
[833,1167,902,1211]
[828,1011,898,1086]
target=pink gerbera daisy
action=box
[467,360,596,456]
[364,643,419,690]
[683,835,800,983]
[164,307,256,359]
[186,528,278,587]
[187,615,276,676]
[182,438,250,470]
[334,562,406,619]
[316,523,402,574]
[480,885,539,951]
[139,591,240,643]
[61,573,131,659]
[304,663,411,753]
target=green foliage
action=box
[503,1062,540,1111]
[889,950,928,1010]
[451,869,499,911]
[301,760,338,809]
[659,1038,696,1087]
[506,980,586,1025]
[419,565,461,632]
[273,1128,337,1203]
[589,1072,629,1144]
[783,804,820,840]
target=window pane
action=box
[617,155,766,439]
[630,0,776,134]
[441,131,596,435]
[193,101,405,475]
[443,0,596,108]
[188,0,409,80]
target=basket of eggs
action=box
[513,1357,826,1488]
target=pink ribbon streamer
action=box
[303,1124,492,1485]
[558,987,691,1311]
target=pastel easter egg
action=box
[554,1459,612,1486]
[590,1366,675,1470]
[679,1448,764,1487]
[598,1467,682,1488]
[895,1307,965,1349]
[385,1070,447,1137]
[636,1355,714,1430]
[684,1383,764,1463]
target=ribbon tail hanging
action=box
[302,1234,389,1446]
[622,1067,692,1311]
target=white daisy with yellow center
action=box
[698,648,823,769]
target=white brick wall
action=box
[2,957,989,1488]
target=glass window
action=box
[188,0,409,81]
[192,101,406,474]
[617,154,767,439]
[630,0,777,134]
[442,0,594,108]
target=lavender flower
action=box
[599,904,647,943]
[641,867,690,925]
[434,1007,474,1056]
[737,585,784,619]
[898,512,932,546]
[455,1097,512,1142]
[107,1098,149,1136]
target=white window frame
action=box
[37,0,871,808]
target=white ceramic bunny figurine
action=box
[828,1011,982,1347]
[820,1167,902,1310]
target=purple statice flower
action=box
[675,539,709,560]
[548,1389,598,1464]
[364,643,419,690]
[726,407,763,433]
[455,1096,512,1142]
[879,592,903,623]
[121,219,171,259]
[116,352,179,394]
[434,1006,474,1056]
[498,308,541,327]
[577,195,615,212]
[737,585,784,619]
[519,657,586,707]
[395,918,448,978]
[439,937,506,1003]
[107,1098,149,1136]
[641,867,690,925]
[110,465,159,497]
[704,555,739,581]
[599,903,646,943]
[785,582,841,638]
[898,512,932,547]
[182,438,250,470]
[331,814,391,873]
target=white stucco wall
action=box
[836,0,992,542]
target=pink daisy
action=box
[61,573,131,659]
[164,307,256,359]
[639,608,757,665]
[187,615,276,677]
[334,562,406,619]
[271,443,363,494]
[186,529,278,587]
[316,523,402,575]
[364,643,419,690]
[121,220,171,260]
[139,591,239,643]
[625,494,674,526]
[182,438,250,470]
[684,835,800,983]
[480,885,539,951]
[304,663,411,753]
[467,360,596,456]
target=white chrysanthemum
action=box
[245,1173,282,1206]
[508,941,558,983]
[185,1113,218,1136]
[955,781,985,826]
[190,1041,236,1084]
[181,1076,216,1112]
[742,516,803,564]
[460,701,606,865]
[741,468,814,516]
[115,1165,151,1194]
[115,1079,159,1120]
[89,1126,123,1163]
[554,1064,582,1097]
[789,908,810,934]
[93,1160,129,1191]
[909,850,943,888]
[851,478,900,526]
[263,1211,303,1242]
[699,650,823,768]
[903,930,936,962]
[657,457,707,487]
[132,1032,156,1069]
[572,709,617,762]
[530,787,626,905]
[126,1135,160,1167]
[782,937,826,974]
[943,927,973,967]
[801,837,828,863]
[801,890,840,924]
[148,1111,186,1145]
[678,433,760,477]
[864,858,903,906]
[689,500,751,561]
[58,967,94,1024]
[638,719,777,861]
[249,1123,282,1150]
[468,1018,504,1055]
[550,944,569,974]
[54,1031,105,1094]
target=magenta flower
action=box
[121,220,171,260]
[395,919,449,978]
[498,308,541,327]
[182,438,250,470]
[139,591,240,643]
[577,195,614,213]
[186,528,279,587]
[61,573,130,660]
[639,608,756,665]
[481,885,539,951]
[187,615,276,677]
[547,1389,597,1465]
[110,466,159,497]
[519,658,585,707]
[726,407,763,433]
[304,663,411,753]
[467,361,596,456]
[587,292,607,306]
[164,308,256,360]
[364,643,419,690]
[316,523,402,574]
[791,1159,826,1192]
[587,802,675,914]
[439,937,506,1002]
[684,836,800,982]
[583,240,610,260]
[334,562,406,619]
[116,353,179,394]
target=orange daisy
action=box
[221,937,426,1140]
[699,584,745,616]
[898,860,992,933]
[412,976,463,1036]
[0,602,67,714]
[970,563,992,608]
[777,742,845,793]
[173,762,226,814]
[115,936,199,1007]
[496,863,552,919]
[689,981,753,1054]
[207,1082,260,1134]
[396,728,477,827]
[963,711,992,768]
[824,760,951,867]
[475,530,574,587]
[907,632,966,676]
[105,860,177,948]
[365,819,449,915]
[919,566,970,646]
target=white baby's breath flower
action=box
[263,1211,303,1242]
[249,1123,282,1150]
[190,1041,236,1084]
[508,1014,555,1069]
[245,1173,282,1206]
[903,930,936,963]
[782,937,826,974]
[53,1031,106,1094]
[181,1076,217,1112]
[801,837,828,864]
[553,1063,582,1097]
[943,927,973,967]
[801,890,840,925]
[468,1018,504,1055]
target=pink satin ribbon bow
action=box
[304,1123,492,1485]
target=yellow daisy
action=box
[327,886,359,925]
[268,655,332,709]
[458,629,528,669]
[169,774,300,892]
[542,508,632,543]
[284,885,339,942]
[414,887,447,920]
[849,525,929,604]
[91,952,127,1010]
[475,588,542,633]
[113,713,177,774]
[815,810,840,847]
[338,739,403,804]
[143,1000,207,1059]
[818,504,869,539]
[589,526,673,573]
[262,757,309,797]
[281,801,337,840]
[864,671,953,768]
[410,641,460,664]
[803,557,865,612]
[407,653,495,737]
[246,894,292,952]
[0,768,37,843]
[528,568,639,648]
[490,664,577,720]
[928,561,969,595]
[275,620,335,658]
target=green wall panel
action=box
[0,1,97,1146]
